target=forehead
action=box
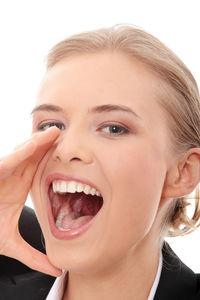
[37,52,162,112]
[37,52,167,130]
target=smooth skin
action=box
[30,52,200,300]
[0,51,200,300]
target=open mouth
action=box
[48,179,103,235]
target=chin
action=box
[45,243,109,275]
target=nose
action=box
[52,128,93,165]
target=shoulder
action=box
[154,241,200,300]
[0,206,55,300]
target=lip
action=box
[45,173,103,240]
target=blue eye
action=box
[38,122,65,131]
[101,124,130,136]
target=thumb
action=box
[6,233,62,277]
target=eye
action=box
[100,124,130,136]
[37,121,65,131]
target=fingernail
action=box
[42,126,59,133]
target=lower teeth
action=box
[58,227,72,232]
[56,211,72,231]
[56,210,82,231]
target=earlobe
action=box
[161,148,200,199]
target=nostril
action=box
[70,157,81,161]
[53,148,93,164]
[54,155,81,163]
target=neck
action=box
[63,241,162,300]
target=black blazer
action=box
[0,206,200,300]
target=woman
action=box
[0,25,200,300]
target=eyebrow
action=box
[31,104,63,115]
[90,104,141,119]
[31,103,141,119]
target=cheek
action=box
[99,139,166,247]
[102,139,165,196]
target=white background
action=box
[0,0,200,271]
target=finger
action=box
[28,126,60,165]
[14,126,60,151]
[6,234,62,277]
[0,127,60,178]
[30,126,60,151]
[0,141,36,178]
[20,126,61,179]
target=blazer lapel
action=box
[154,242,200,300]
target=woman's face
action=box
[31,52,172,274]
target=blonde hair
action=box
[46,24,200,237]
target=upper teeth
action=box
[52,180,101,197]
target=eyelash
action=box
[99,124,130,136]
[37,122,130,136]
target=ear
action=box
[161,148,200,199]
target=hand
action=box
[0,126,62,277]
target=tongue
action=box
[61,213,93,230]
[54,192,102,231]
[55,194,94,231]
